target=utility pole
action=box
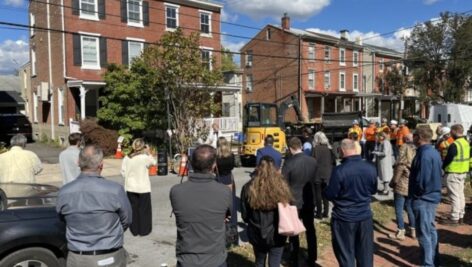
[165,87,173,157]
[399,37,408,121]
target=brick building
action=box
[241,14,405,122]
[29,0,222,142]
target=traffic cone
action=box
[115,143,124,159]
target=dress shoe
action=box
[439,217,459,225]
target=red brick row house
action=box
[241,14,406,123]
[29,0,222,141]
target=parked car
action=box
[0,114,33,144]
[0,183,66,267]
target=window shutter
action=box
[72,0,79,15]
[73,34,81,66]
[143,1,149,26]
[122,40,129,65]
[98,0,106,19]
[100,37,107,67]
[121,0,127,22]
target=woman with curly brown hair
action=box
[241,156,293,267]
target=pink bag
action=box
[277,202,306,236]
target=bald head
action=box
[79,145,104,172]
[340,138,357,158]
[404,133,413,144]
[191,144,217,173]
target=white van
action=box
[429,103,472,134]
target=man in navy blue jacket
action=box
[325,139,377,267]
[256,135,282,169]
[409,126,442,267]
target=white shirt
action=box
[59,146,81,185]
[121,154,156,193]
[0,146,42,183]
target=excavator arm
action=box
[277,95,303,128]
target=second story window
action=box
[308,43,315,61]
[246,74,253,92]
[308,69,315,90]
[128,0,142,26]
[353,73,359,91]
[166,4,179,30]
[339,72,345,91]
[246,50,253,67]
[201,49,212,70]
[82,36,100,69]
[339,48,346,66]
[31,49,36,77]
[324,46,330,63]
[324,71,330,88]
[353,51,359,66]
[200,12,211,36]
[80,0,98,20]
[380,58,385,71]
[129,41,144,64]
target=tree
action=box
[407,12,472,103]
[99,29,222,154]
[221,47,237,72]
[137,28,222,153]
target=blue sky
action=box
[1,0,472,73]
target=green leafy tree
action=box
[221,47,237,72]
[407,12,472,103]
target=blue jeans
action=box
[412,199,439,267]
[394,193,416,229]
[253,246,284,267]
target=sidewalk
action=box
[36,158,123,185]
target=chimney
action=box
[340,29,349,41]
[281,13,290,30]
[355,36,363,45]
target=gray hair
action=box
[79,145,104,171]
[10,134,27,147]
[340,138,356,152]
[314,132,332,149]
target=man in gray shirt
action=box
[59,132,82,185]
[170,144,232,267]
[56,145,132,267]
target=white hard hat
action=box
[352,120,359,125]
[390,120,398,125]
[440,127,451,136]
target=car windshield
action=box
[0,183,58,210]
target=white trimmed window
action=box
[31,49,37,76]
[81,35,100,69]
[363,75,367,92]
[308,43,315,61]
[128,0,143,26]
[246,50,253,67]
[246,74,253,92]
[128,41,144,64]
[30,13,35,37]
[200,11,211,36]
[165,4,179,30]
[201,48,212,70]
[33,91,38,123]
[324,71,330,89]
[380,58,384,71]
[339,48,346,66]
[58,88,65,125]
[353,51,359,66]
[80,0,98,20]
[308,69,315,90]
[353,73,359,92]
[339,72,345,91]
[266,28,271,40]
[324,46,330,63]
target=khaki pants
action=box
[67,248,127,267]
[446,173,466,220]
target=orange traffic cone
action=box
[115,143,124,159]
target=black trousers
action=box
[365,141,376,162]
[331,217,373,267]
[314,182,329,217]
[127,192,152,236]
[289,205,317,266]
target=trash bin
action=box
[157,151,168,176]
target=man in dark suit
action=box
[256,135,282,169]
[282,137,318,267]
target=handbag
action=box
[277,203,306,236]
[225,223,238,248]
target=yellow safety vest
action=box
[445,138,470,173]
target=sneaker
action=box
[388,229,405,241]
[439,217,459,225]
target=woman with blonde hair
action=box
[121,138,156,236]
[215,137,238,244]
[241,156,293,267]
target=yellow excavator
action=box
[240,95,303,166]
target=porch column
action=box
[79,85,87,120]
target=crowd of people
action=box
[0,117,470,267]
